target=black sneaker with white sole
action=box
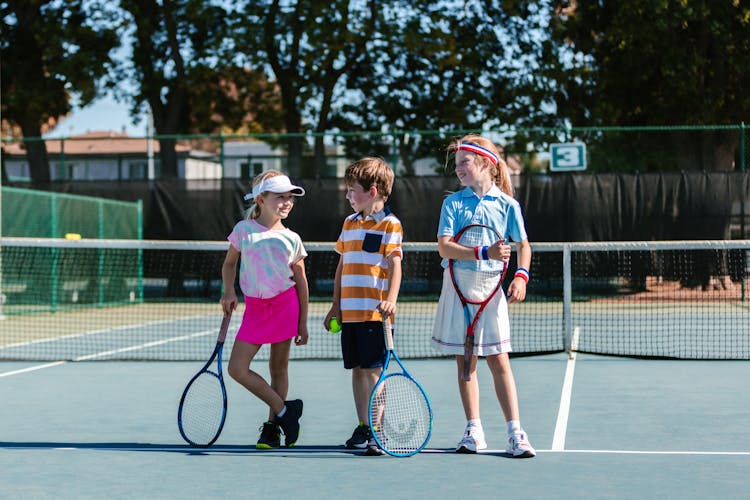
[277,399,303,447]
[345,424,371,449]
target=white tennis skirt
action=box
[431,268,512,356]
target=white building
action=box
[2,131,221,181]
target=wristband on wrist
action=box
[473,246,481,260]
[514,267,530,283]
[481,246,489,260]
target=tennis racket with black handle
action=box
[368,317,433,457]
[449,224,508,382]
[177,313,231,447]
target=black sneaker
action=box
[345,424,371,449]
[277,399,303,447]
[363,438,386,456]
[256,421,281,449]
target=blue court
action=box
[2,350,749,498]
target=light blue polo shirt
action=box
[437,185,528,268]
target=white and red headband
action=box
[457,141,499,166]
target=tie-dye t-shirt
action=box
[227,219,307,299]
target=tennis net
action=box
[1,237,748,361]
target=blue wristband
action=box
[481,246,489,260]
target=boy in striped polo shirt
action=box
[324,157,403,456]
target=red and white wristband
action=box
[514,267,530,283]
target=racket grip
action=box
[461,336,474,382]
[218,313,232,343]
[382,316,394,350]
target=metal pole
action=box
[219,131,225,177]
[740,122,746,301]
[563,244,573,356]
[147,105,155,180]
[0,63,4,320]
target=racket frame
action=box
[368,317,433,457]
[177,313,232,447]
[448,224,508,382]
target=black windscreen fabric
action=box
[17,171,748,242]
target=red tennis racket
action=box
[448,224,508,381]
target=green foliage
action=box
[6,0,748,180]
[546,0,750,170]
[1,0,119,180]
[1,0,119,129]
[550,0,750,125]
[331,0,552,174]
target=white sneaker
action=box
[455,426,487,454]
[507,430,536,458]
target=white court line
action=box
[0,314,214,351]
[551,327,579,451]
[0,361,67,378]
[538,449,750,456]
[0,329,218,378]
[24,447,750,456]
[74,330,213,361]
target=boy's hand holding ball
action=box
[328,317,341,333]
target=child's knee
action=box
[227,360,246,381]
[486,353,510,371]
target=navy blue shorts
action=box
[341,321,386,369]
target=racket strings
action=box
[451,267,502,302]
[454,227,505,275]
[179,372,225,446]
[370,374,431,454]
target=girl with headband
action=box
[431,134,536,457]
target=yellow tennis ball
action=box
[329,317,341,333]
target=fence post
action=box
[50,193,58,312]
[97,200,104,307]
[740,122,747,301]
[137,199,144,303]
[219,131,225,176]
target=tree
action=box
[547,0,750,171]
[186,65,284,137]
[118,0,229,178]
[232,0,379,177]
[334,1,551,175]
[0,0,119,182]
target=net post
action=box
[0,62,3,320]
[740,122,746,301]
[562,243,573,356]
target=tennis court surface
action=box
[1,237,749,497]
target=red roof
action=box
[2,131,191,155]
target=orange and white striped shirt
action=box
[335,207,403,323]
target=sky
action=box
[43,95,149,139]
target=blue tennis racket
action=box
[177,313,231,447]
[368,317,433,457]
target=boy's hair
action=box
[245,170,283,219]
[445,134,513,197]
[344,157,395,200]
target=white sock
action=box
[467,419,482,431]
[507,420,521,435]
[277,405,287,418]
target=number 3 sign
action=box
[550,143,587,172]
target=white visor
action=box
[244,175,305,200]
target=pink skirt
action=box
[235,286,299,345]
